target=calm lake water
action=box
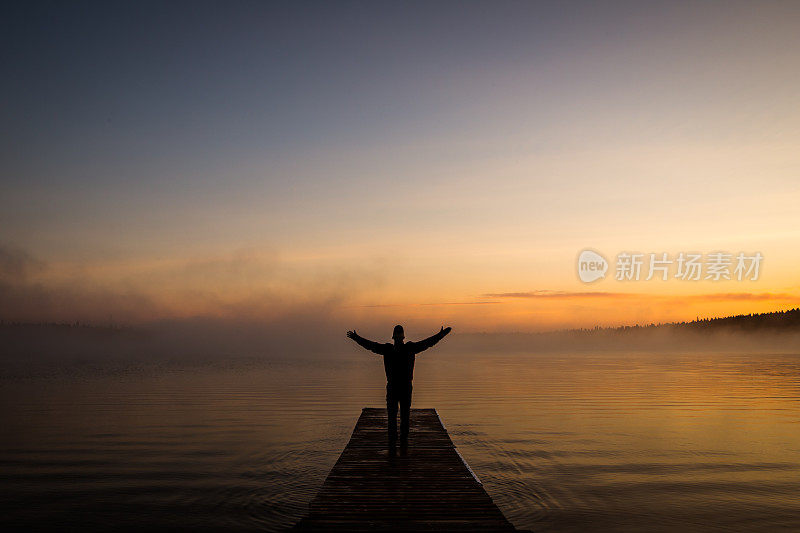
[1,350,799,531]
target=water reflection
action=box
[1,351,799,531]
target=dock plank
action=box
[294,408,519,532]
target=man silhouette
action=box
[347,325,452,442]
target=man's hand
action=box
[441,326,452,335]
[346,330,357,339]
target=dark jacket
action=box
[350,329,450,385]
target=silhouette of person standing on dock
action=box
[347,325,452,443]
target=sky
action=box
[2,1,800,333]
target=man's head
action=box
[392,324,404,344]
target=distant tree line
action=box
[567,308,800,335]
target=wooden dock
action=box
[294,407,520,532]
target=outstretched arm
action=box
[411,326,452,354]
[346,330,386,355]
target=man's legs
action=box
[399,383,412,440]
[386,384,398,441]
